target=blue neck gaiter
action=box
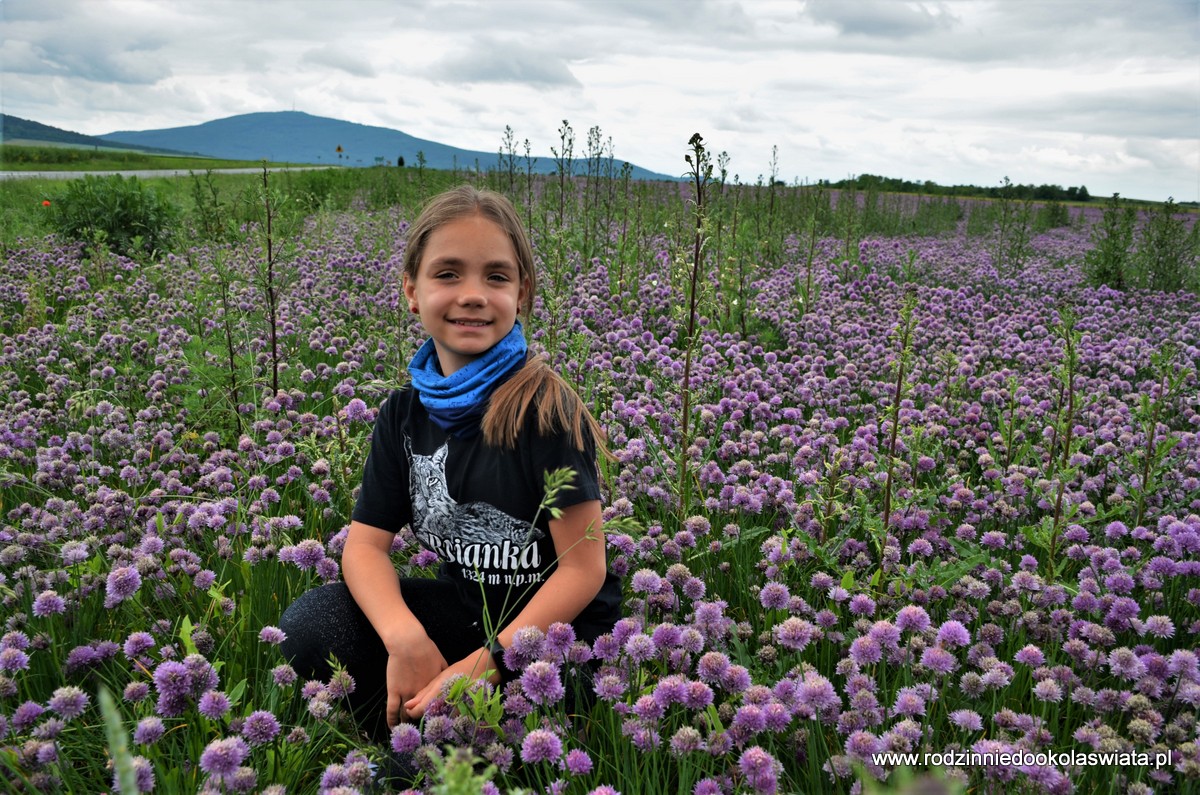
[407,321,528,438]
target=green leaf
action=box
[228,678,247,710]
[179,616,198,656]
[99,685,138,795]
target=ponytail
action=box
[483,356,609,457]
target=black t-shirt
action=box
[352,386,622,642]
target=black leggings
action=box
[278,578,489,742]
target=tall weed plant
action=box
[47,174,178,259]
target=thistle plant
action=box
[551,119,576,229]
[880,290,919,537]
[241,164,301,396]
[1082,193,1137,290]
[991,176,1035,276]
[1041,307,1082,580]
[677,133,715,512]
[1131,343,1192,529]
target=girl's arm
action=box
[404,499,607,716]
[342,519,448,726]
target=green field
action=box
[0,143,305,172]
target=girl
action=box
[279,185,621,741]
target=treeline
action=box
[826,173,1093,203]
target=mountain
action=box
[0,114,194,155]
[97,111,673,179]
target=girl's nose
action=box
[457,278,486,305]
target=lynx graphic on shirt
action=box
[408,440,543,574]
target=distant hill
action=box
[0,114,197,156]
[95,111,674,179]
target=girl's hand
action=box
[385,628,448,727]
[403,647,497,719]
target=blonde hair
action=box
[404,185,607,454]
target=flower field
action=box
[1,164,1199,794]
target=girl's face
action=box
[403,213,529,376]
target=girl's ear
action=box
[402,274,418,313]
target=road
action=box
[0,166,334,180]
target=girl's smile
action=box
[403,213,528,376]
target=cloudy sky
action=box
[2,0,1197,201]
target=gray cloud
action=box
[427,39,581,87]
[804,0,958,39]
[301,45,378,78]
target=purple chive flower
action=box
[104,565,142,608]
[0,647,30,673]
[935,620,970,648]
[520,661,565,705]
[1,632,29,651]
[920,645,958,675]
[134,716,166,745]
[891,687,926,717]
[258,625,287,645]
[272,663,297,686]
[949,709,983,732]
[199,736,249,779]
[327,669,356,699]
[721,665,752,693]
[631,569,662,594]
[895,605,930,633]
[546,622,576,655]
[520,728,563,764]
[759,582,791,610]
[697,651,731,683]
[1108,647,1147,680]
[1142,615,1175,638]
[738,745,781,794]
[32,590,66,617]
[124,682,151,702]
[511,625,547,659]
[48,686,89,720]
[849,635,882,666]
[391,723,421,755]
[345,398,371,421]
[1014,644,1046,667]
[198,690,231,719]
[848,594,876,616]
[733,705,768,733]
[624,633,657,663]
[12,701,46,731]
[564,748,593,775]
[845,730,882,761]
[686,682,710,710]
[242,710,281,746]
[868,620,900,648]
[1033,679,1063,702]
[124,632,156,660]
[774,617,816,651]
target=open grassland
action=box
[1,149,1199,794]
[0,144,305,172]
